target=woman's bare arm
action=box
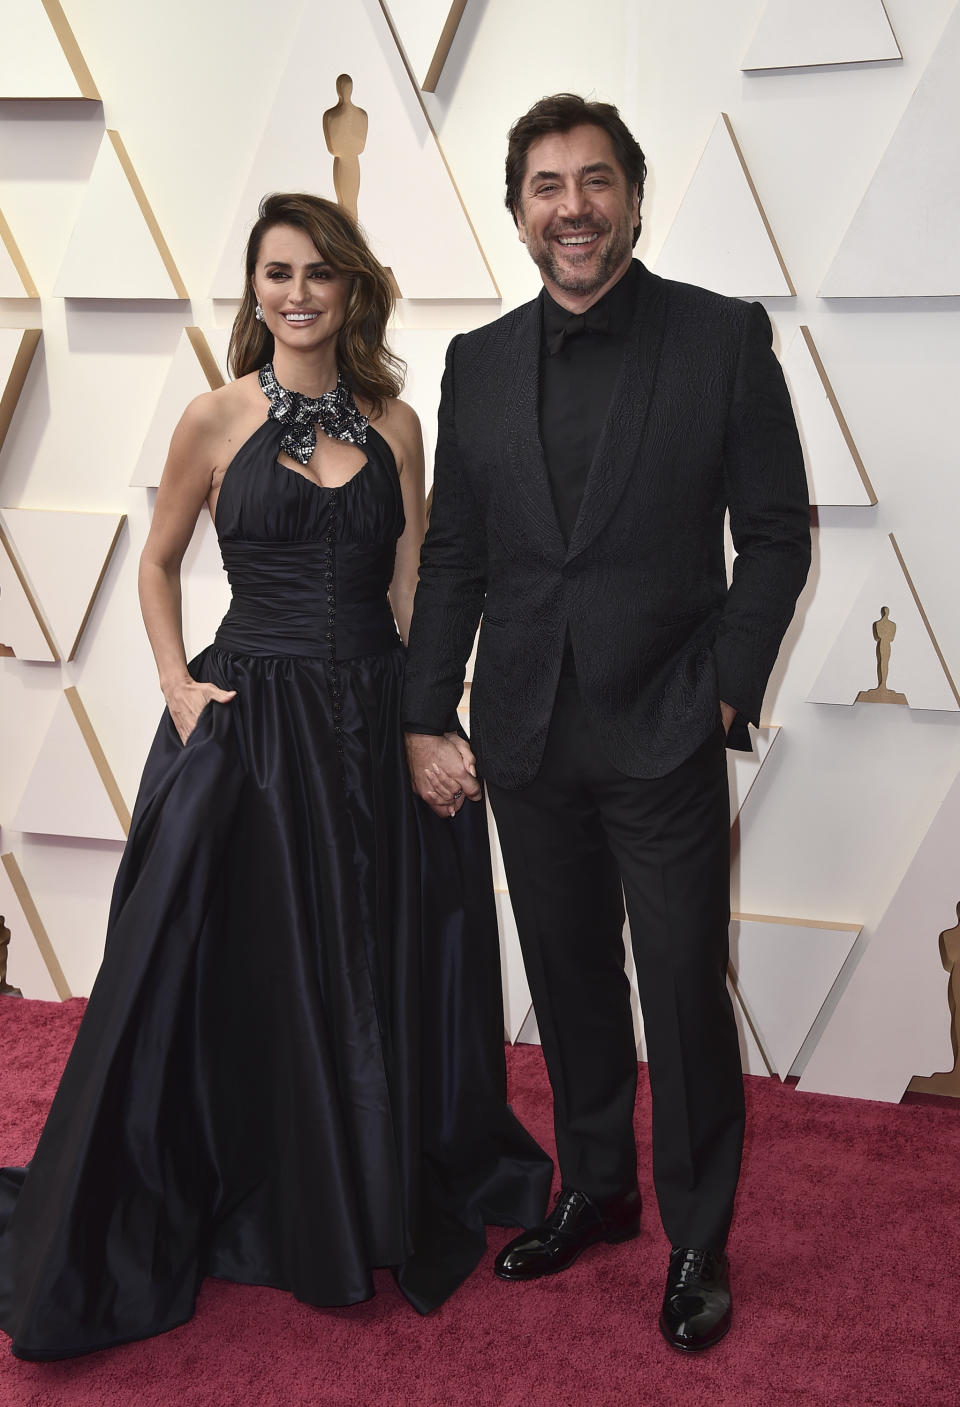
[138,393,236,742]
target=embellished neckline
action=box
[258,362,369,466]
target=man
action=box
[402,94,810,1351]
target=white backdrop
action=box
[2,0,959,1102]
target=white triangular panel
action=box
[55,131,187,299]
[0,210,38,297]
[0,508,124,661]
[210,0,496,299]
[742,0,900,70]
[821,7,960,296]
[387,327,452,488]
[808,535,959,711]
[654,114,794,298]
[799,768,960,1101]
[730,915,860,1078]
[0,329,42,452]
[0,0,96,97]
[0,853,69,1001]
[782,328,876,506]
[382,0,468,91]
[728,725,780,821]
[495,889,533,1044]
[13,689,129,842]
[0,529,57,661]
[729,981,772,1076]
[131,330,223,487]
[515,1003,540,1046]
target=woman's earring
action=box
[254,302,265,322]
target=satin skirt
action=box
[0,644,551,1360]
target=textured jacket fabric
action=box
[402,263,811,790]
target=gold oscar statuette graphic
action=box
[909,904,960,1097]
[322,75,401,298]
[323,74,368,222]
[855,605,908,705]
[0,913,23,997]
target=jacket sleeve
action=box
[712,300,811,725]
[400,334,488,732]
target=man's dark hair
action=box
[505,93,647,246]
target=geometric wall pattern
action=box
[742,0,901,71]
[54,130,188,299]
[210,0,497,299]
[381,0,469,91]
[820,4,960,297]
[13,687,130,842]
[0,522,58,661]
[0,852,72,1001]
[0,0,100,99]
[0,329,42,453]
[0,207,39,298]
[1,0,957,1111]
[808,533,960,712]
[798,768,960,1102]
[653,113,795,298]
[0,508,125,660]
[781,327,876,507]
[131,329,223,488]
[729,914,861,1078]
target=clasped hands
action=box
[405,731,482,818]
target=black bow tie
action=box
[545,302,610,357]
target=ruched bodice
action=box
[213,418,403,660]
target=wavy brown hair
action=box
[227,193,404,412]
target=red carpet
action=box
[0,998,956,1406]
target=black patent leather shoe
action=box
[659,1246,732,1351]
[494,1186,641,1281]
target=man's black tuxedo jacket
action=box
[402,263,811,790]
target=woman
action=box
[0,194,551,1360]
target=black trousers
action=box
[486,676,745,1251]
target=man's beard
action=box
[528,215,633,296]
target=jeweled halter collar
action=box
[259,362,369,465]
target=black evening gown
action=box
[0,420,552,1360]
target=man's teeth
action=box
[558,234,597,245]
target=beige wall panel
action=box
[0,0,99,98]
[0,208,39,298]
[381,0,469,92]
[131,329,222,488]
[808,534,959,712]
[742,0,900,71]
[782,327,876,507]
[0,528,58,661]
[653,113,794,298]
[730,915,861,1078]
[12,688,129,842]
[0,852,70,1000]
[728,726,780,820]
[0,330,41,454]
[210,0,496,299]
[820,5,960,296]
[494,891,533,1044]
[54,131,188,299]
[798,768,960,1101]
[0,508,124,660]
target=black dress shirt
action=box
[539,261,638,543]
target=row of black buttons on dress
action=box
[323,491,344,756]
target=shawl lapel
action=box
[494,297,567,564]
